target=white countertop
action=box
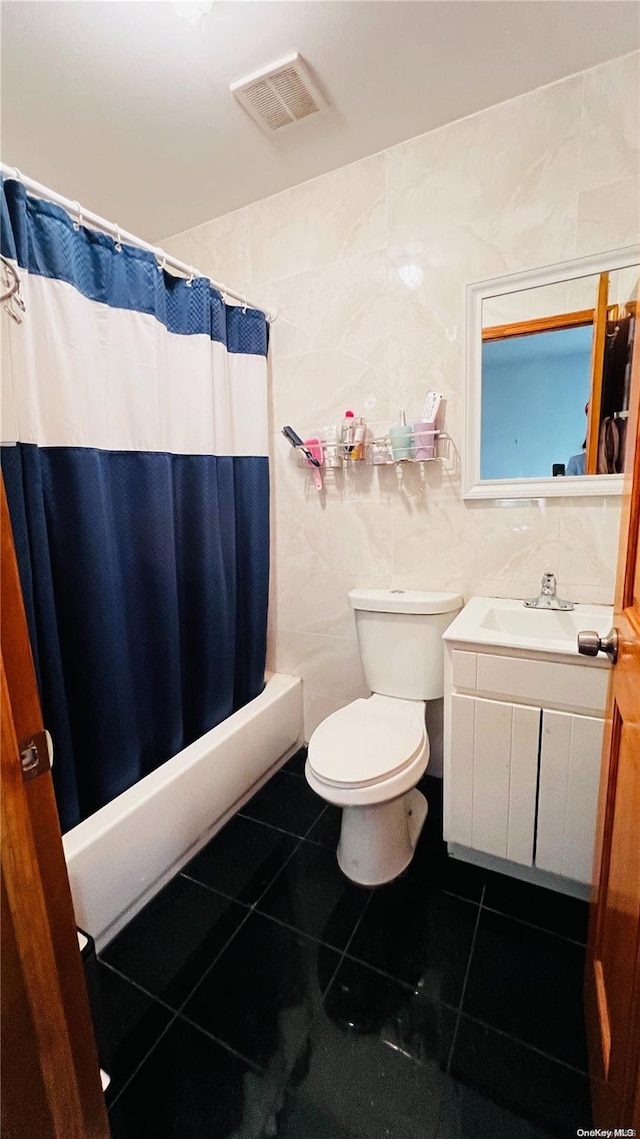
[443,596,613,661]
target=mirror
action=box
[464,247,639,499]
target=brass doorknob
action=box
[577,628,619,664]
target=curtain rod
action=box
[0,164,276,323]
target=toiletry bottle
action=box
[339,407,353,455]
[420,391,443,428]
[323,424,341,468]
[341,410,355,458]
[342,412,366,461]
[389,409,413,461]
[351,416,366,461]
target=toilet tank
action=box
[349,589,463,701]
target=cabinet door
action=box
[447,694,540,864]
[536,710,604,884]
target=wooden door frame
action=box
[1,478,110,1138]
[585,272,611,475]
[482,307,596,341]
[584,286,640,1128]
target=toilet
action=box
[305,588,462,886]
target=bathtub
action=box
[63,673,303,951]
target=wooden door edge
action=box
[1,482,110,1137]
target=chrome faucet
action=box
[524,573,574,611]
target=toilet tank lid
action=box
[348,589,463,615]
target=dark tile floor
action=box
[98,752,592,1139]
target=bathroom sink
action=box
[480,605,605,641]
[443,596,613,660]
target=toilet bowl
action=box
[305,588,462,886]
[306,695,430,885]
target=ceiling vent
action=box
[231,52,327,133]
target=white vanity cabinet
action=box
[443,612,611,896]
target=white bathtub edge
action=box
[63,673,303,951]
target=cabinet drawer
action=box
[451,649,477,689]
[475,653,608,714]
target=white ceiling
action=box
[1,1,638,242]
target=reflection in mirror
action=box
[480,265,638,482]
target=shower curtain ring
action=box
[156,250,166,274]
[114,225,123,253]
[242,295,248,314]
[73,202,84,232]
[186,266,195,287]
[13,168,22,183]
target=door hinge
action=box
[18,729,53,781]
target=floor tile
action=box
[408,837,486,903]
[449,1014,592,1136]
[279,1054,445,1139]
[182,815,297,905]
[240,770,325,837]
[483,871,589,943]
[259,1090,361,1138]
[280,960,456,1139]
[306,804,342,850]
[257,841,370,950]
[101,875,246,1009]
[283,747,308,777]
[462,909,588,1071]
[182,912,339,1073]
[323,955,456,1067]
[98,777,594,1139]
[348,876,479,1003]
[436,1077,561,1138]
[95,963,173,1105]
[108,1015,279,1139]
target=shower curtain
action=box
[1,177,270,832]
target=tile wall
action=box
[164,51,640,741]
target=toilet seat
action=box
[308,696,426,788]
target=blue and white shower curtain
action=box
[1,177,269,832]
